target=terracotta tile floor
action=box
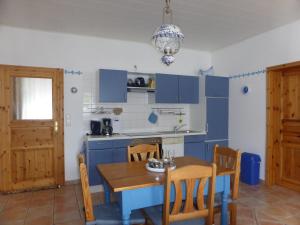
[0,182,300,225]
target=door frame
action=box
[266,60,300,187]
[0,64,64,192]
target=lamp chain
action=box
[162,0,173,24]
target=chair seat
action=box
[86,202,145,225]
[144,205,205,225]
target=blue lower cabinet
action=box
[113,147,127,163]
[184,135,206,161]
[89,149,113,185]
[205,140,228,163]
[184,142,206,161]
[87,139,131,186]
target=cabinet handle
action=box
[206,123,208,133]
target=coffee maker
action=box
[90,120,101,135]
[102,118,113,136]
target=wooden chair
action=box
[79,163,145,225]
[145,164,217,225]
[78,153,85,165]
[127,144,160,163]
[213,145,241,225]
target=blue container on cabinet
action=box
[240,152,261,185]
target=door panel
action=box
[99,69,127,103]
[178,76,199,104]
[206,98,229,140]
[277,70,300,190]
[0,65,64,192]
[155,74,179,103]
[205,76,229,97]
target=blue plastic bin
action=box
[240,152,261,185]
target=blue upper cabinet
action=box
[156,74,199,104]
[178,76,199,104]
[205,76,229,97]
[99,69,127,103]
[155,74,179,103]
[206,98,228,140]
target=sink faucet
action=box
[173,124,187,132]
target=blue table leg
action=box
[122,213,131,225]
[103,181,111,205]
[221,176,230,225]
[121,191,133,225]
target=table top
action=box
[98,156,232,192]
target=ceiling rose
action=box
[152,0,184,66]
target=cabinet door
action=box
[206,98,228,140]
[205,76,229,97]
[155,74,179,103]
[89,149,113,185]
[184,142,206,161]
[205,140,228,163]
[99,69,127,102]
[113,147,128,163]
[179,76,199,104]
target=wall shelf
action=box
[127,86,156,93]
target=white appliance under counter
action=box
[162,136,184,157]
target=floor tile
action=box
[54,207,81,224]
[1,182,300,225]
[0,205,27,225]
[54,218,85,225]
[25,215,53,225]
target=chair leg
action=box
[229,203,237,225]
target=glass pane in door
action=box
[12,77,53,120]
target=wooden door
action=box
[0,65,64,192]
[267,62,300,191]
[279,69,300,190]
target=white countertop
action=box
[86,131,206,141]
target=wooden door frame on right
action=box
[266,60,300,188]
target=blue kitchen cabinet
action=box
[205,76,229,97]
[89,149,113,185]
[179,76,199,104]
[205,140,228,163]
[99,69,127,103]
[112,139,131,163]
[156,74,199,104]
[185,142,206,160]
[86,139,130,186]
[112,148,127,163]
[206,98,228,140]
[155,73,179,103]
[184,135,206,161]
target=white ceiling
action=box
[1,0,300,51]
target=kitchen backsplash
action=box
[80,71,206,134]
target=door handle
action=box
[54,121,58,133]
[206,123,208,133]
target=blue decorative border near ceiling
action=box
[228,69,266,79]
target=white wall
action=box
[212,19,300,179]
[0,25,211,181]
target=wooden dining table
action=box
[97,156,230,225]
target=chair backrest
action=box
[213,145,241,199]
[78,153,85,165]
[127,143,160,163]
[163,164,216,225]
[79,163,95,222]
